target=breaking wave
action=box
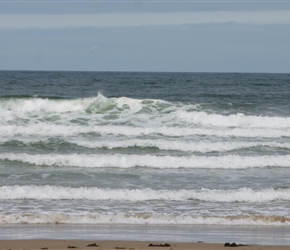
[2,138,290,153]
[1,124,290,138]
[1,94,290,130]
[1,153,290,169]
[1,185,290,202]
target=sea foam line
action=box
[0,153,290,169]
[176,110,290,128]
[1,124,290,138]
[1,186,290,202]
[70,140,290,152]
[2,137,290,153]
[0,213,289,226]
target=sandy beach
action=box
[1,224,290,246]
[1,240,290,250]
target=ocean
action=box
[0,71,290,243]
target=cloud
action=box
[1,23,290,73]
[1,10,290,29]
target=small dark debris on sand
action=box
[224,242,248,247]
[67,245,77,249]
[41,248,48,249]
[87,243,99,247]
[115,247,134,250]
[148,243,171,247]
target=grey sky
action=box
[1,1,290,72]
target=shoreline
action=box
[1,240,290,250]
[1,224,290,246]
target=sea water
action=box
[0,71,290,242]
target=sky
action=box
[0,0,290,73]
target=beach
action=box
[1,240,290,250]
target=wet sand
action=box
[0,240,290,250]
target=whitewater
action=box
[0,71,290,227]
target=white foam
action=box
[1,153,290,169]
[3,138,290,155]
[70,139,290,153]
[1,94,290,140]
[0,212,289,226]
[2,136,290,154]
[1,124,290,138]
[1,186,290,202]
[1,95,290,132]
[176,110,290,128]
[0,94,167,114]
[0,97,89,113]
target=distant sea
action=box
[0,71,290,242]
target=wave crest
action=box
[1,94,290,130]
[1,185,290,202]
[1,153,290,169]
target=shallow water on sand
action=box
[1,224,290,246]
